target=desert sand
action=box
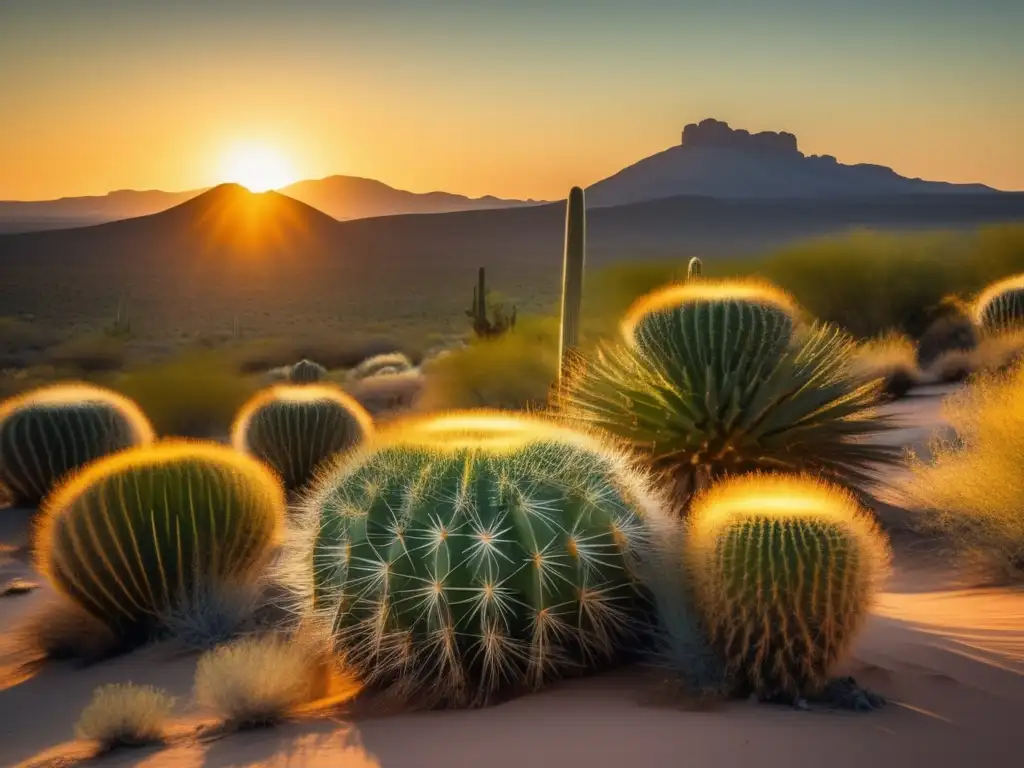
[1,387,1022,768]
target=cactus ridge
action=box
[0,384,155,506]
[289,359,328,384]
[287,411,668,707]
[232,385,373,493]
[37,440,285,640]
[687,474,890,697]
[974,273,1024,333]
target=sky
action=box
[1,0,1021,201]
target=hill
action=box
[586,118,998,207]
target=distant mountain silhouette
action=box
[586,118,998,207]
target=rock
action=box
[681,118,800,155]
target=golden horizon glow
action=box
[219,142,298,193]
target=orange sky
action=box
[1,2,1021,201]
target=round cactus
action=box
[37,440,285,642]
[559,280,897,511]
[686,256,702,281]
[350,352,413,381]
[286,410,669,707]
[685,473,891,699]
[289,359,328,384]
[974,274,1024,333]
[0,383,155,506]
[231,385,373,493]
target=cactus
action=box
[686,256,702,281]
[974,273,1024,333]
[350,352,413,380]
[37,440,285,642]
[685,474,891,698]
[0,384,155,506]
[558,187,586,388]
[286,410,670,707]
[288,358,328,384]
[466,267,517,338]
[231,385,373,493]
[558,280,898,512]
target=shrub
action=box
[349,352,414,380]
[924,330,1024,384]
[560,280,899,514]
[75,683,175,750]
[0,383,155,506]
[686,474,891,699]
[15,597,124,662]
[284,410,670,707]
[849,332,921,400]
[288,359,328,384]
[231,385,373,493]
[915,298,978,369]
[233,334,422,374]
[900,364,1024,581]
[37,440,286,644]
[344,368,425,416]
[44,333,126,373]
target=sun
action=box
[220,143,296,193]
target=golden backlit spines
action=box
[973,272,1024,330]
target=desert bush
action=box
[159,582,263,651]
[560,280,898,514]
[283,410,670,707]
[44,333,126,373]
[37,440,285,644]
[75,683,175,750]
[114,351,256,437]
[925,330,1024,384]
[0,382,155,506]
[915,296,978,368]
[231,385,373,492]
[685,473,891,699]
[344,368,425,416]
[194,634,351,728]
[16,597,124,662]
[233,334,422,374]
[900,364,1024,581]
[349,352,414,380]
[849,331,921,400]
[288,358,328,383]
[0,317,61,368]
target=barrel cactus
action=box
[558,280,898,512]
[0,383,155,506]
[285,410,669,707]
[289,359,328,384]
[231,385,373,492]
[974,273,1024,333]
[37,440,285,643]
[685,473,890,699]
[686,256,702,281]
[350,352,413,381]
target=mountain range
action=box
[0,118,1003,233]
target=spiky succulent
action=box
[558,280,898,512]
[0,383,155,506]
[685,474,890,698]
[37,441,285,642]
[289,359,328,384]
[974,274,1024,333]
[350,352,413,381]
[285,410,670,707]
[231,385,373,492]
[686,256,702,281]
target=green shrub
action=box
[37,440,285,644]
[0,383,155,506]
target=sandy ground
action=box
[2,384,1022,768]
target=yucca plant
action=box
[232,385,373,493]
[36,440,285,643]
[558,280,898,513]
[281,410,671,707]
[974,273,1024,334]
[685,473,891,699]
[0,383,155,506]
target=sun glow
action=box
[220,143,297,192]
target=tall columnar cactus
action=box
[558,186,586,388]
[37,440,285,642]
[0,384,155,506]
[231,385,373,492]
[350,352,414,381]
[685,473,891,698]
[288,358,328,384]
[286,410,669,707]
[974,273,1024,333]
[686,256,702,281]
[559,280,898,512]
[465,267,516,338]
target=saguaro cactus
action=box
[465,267,516,338]
[558,186,586,387]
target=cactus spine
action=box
[37,440,285,642]
[558,187,586,388]
[0,384,155,506]
[686,474,890,698]
[687,256,702,281]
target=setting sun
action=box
[219,143,296,193]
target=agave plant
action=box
[558,280,898,513]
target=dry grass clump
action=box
[160,582,263,651]
[925,329,1024,384]
[344,367,424,416]
[849,331,921,399]
[194,633,358,729]
[900,363,1024,581]
[16,598,124,663]
[75,683,175,750]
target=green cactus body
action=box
[293,411,667,707]
[686,256,702,281]
[974,274,1024,333]
[559,280,897,511]
[231,385,373,493]
[558,187,586,387]
[351,352,414,381]
[686,474,890,698]
[0,384,155,506]
[37,440,285,642]
[289,359,328,383]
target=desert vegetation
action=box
[74,683,175,751]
